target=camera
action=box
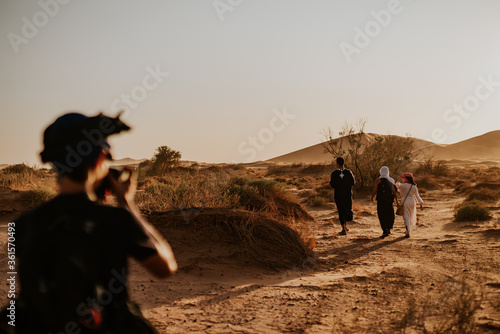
[96,167,127,199]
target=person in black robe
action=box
[370,166,399,238]
[329,157,355,235]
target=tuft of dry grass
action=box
[415,159,450,177]
[226,177,315,221]
[20,186,57,208]
[466,188,499,203]
[135,170,237,212]
[454,200,491,222]
[299,164,332,175]
[266,164,299,176]
[136,171,315,221]
[414,175,439,190]
[306,195,327,206]
[0,164,56,191]
[149,208,315,269]
[394,277,483,334]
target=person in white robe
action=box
[396,172,423,237]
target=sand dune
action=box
[109,157,146,167]
[267,130,500,165]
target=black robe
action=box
[330,168,355,224]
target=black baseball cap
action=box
[40,112,131,172]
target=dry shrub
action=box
[395,278,483,334]
[454,180,472,192]
[266,164,306,176]
[0,164,55,191]
[466,188,499,202]
[282,176,314,190]
[266,165,293,176]
[149,208,315,269]
[414,176,439,190]
[416,159,450,177]
[302,183,334,206]
[20,186,56,208]
[136,171,236,212]
[455,201,491,222]
[476,167,500,183]
[137,173,314,222]
[225,163,244,171]
[315,184,334,199]
[299,189,315,198]
[2,163,41,176]
[225,177,314,221]
[299,164,331,175]
[473,182,500,190]
[306,195,327,206]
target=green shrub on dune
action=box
[454,201,491,222]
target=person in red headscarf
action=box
[396,172,423,238]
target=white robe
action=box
[396,182,423,232]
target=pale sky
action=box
[1,0,500,165]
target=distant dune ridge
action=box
[267,130,500,165]
[109,157,146,167]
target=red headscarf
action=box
[403,172,413,183]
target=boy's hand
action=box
[108,167,137,206]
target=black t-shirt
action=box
[13,193,158,331]
[330,168,355,198]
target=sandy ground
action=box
[0,186,499,333]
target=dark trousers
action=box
[377,199,395,233]
[335,195,353,225]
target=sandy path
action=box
[126,188,500,333]
[0,187,499,333]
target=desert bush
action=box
[0,164,55,191]
[466,188,499,202]
[414,175,439,190]
[3,163,40,176]
[473,182,500,190]
[148,146,181,175]
[298,189,315,198]
[299,164,331,175]
[475,167,500,183]
[138,159,152,168]
[453,179,469,192]
[225,181,266,211]
[150,208,315,269]
[416,158,450,177]
[20,186,56,208]
[315,183,333,193]
[0,175,22,189]
[136,171,235,212]
[454,201,491,221]
[226,163,244,171]
[203,165,226,173]
[136,172,314,221]
[306,195,327,206]
[322,120,418,188]
[395,278,483,334]
[266,165,294,176]
[302,183,334,206]
[224,177,314,221]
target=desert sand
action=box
[1,167,499,333]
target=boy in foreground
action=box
[1,112,177,333]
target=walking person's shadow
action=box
[318,235,404,266]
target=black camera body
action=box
[95,167,124,199]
